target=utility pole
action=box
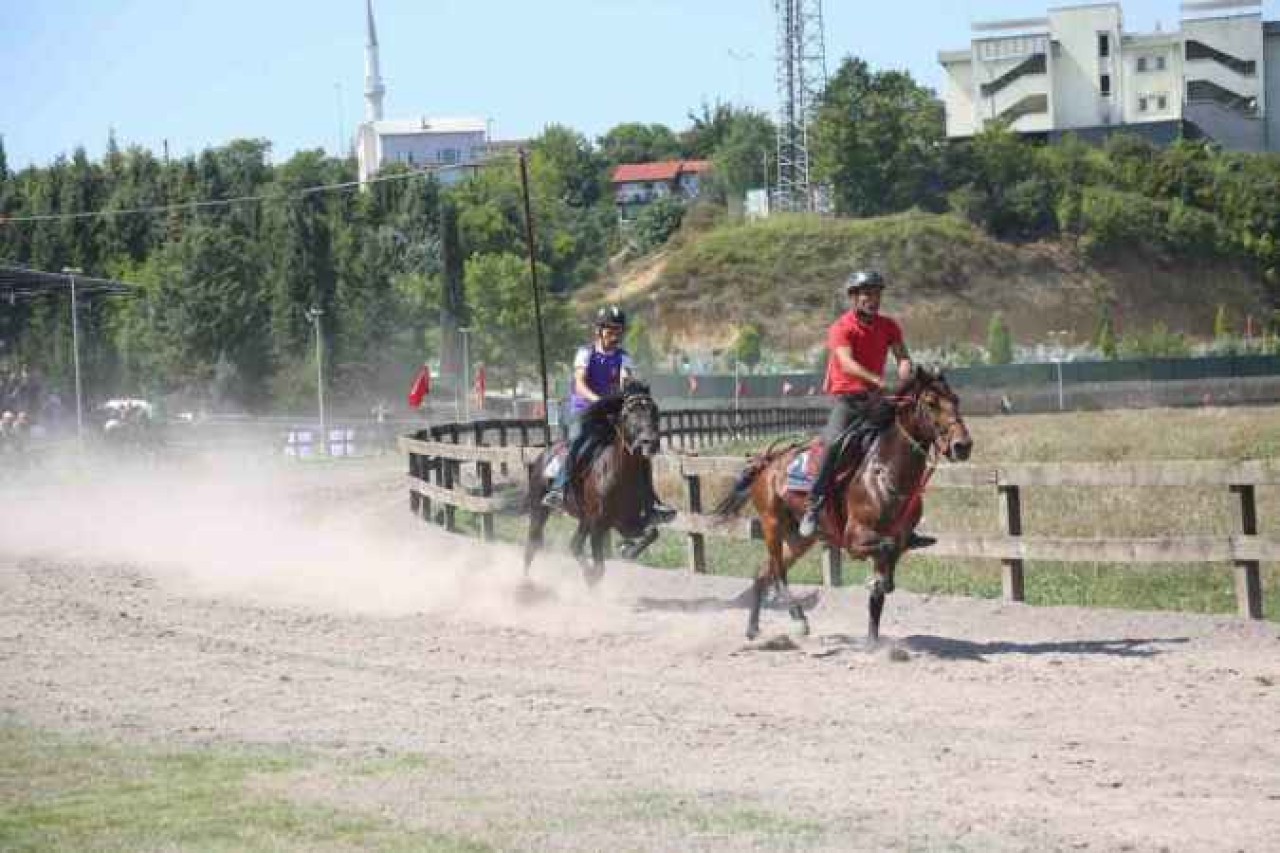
[518,149,552,443]
[61,267,85,446]
[306,307,327,455]
[773,0,827,212]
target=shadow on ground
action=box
[899,634,1190,662]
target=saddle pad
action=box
[786,451,814,493]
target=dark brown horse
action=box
[714,367,973,641]
[524,381,663,585]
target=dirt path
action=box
[3,459,1279,852]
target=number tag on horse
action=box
[543,454,563,481]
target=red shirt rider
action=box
[823,312,903,396]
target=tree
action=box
[1095,306,1118,360]
[633,196,685,252]
[531,124,606,208]
[597,123,681,166]
[732,323,763,371]
[463,252,574,387]
[1214,303,1231,340]
[626,314,658,373]
[986,312,1013,365]
[710,110,776,197]
[812,58,945,216]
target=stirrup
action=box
[649,501,677,524]
[798,501,823,538]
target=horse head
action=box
[618,380,661,458]
[898,366,973,462]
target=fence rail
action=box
[401,415,1277,620]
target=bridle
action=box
[618,391,658,455]
[890,380,966,462]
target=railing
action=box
[401,418,1278,620]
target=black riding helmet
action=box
[595,304,627,329]
[845,270,886,294]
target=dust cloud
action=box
[0,452,647,637]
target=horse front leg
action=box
[584,524,608,587]
[867,552,897,643]
[523,505,551,578]
[569,519,591,573]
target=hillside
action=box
[578,212,1271,359]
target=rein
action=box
[882,389,947,539]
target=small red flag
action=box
[688,374,699,395]
[407,364,431,409]
[736,379,748,398]
[781,381,794,396]
[473,364,487,408]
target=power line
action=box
[0,162,489,226]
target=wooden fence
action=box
[401,415,1278,620]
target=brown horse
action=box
[524,381,663,585]
[714,367,973,641]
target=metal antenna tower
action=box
[772,0,827,213]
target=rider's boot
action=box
[649,498,678,524]
[798,495,824,539]
[541,483,566,510]
[905,531,937,550]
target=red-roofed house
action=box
[611,160,712,220]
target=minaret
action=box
[364,0,385,123]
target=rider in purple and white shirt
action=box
[543,305,675,524]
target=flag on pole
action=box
[688,374,699,395]
[407,364,431,409]
[473,363,487,410]
[781,380,794,396]
[736,379,748,398]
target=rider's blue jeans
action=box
[551,410,586,492]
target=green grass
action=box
[0,727,493,853]
[469,406,1280,620]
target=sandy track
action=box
[3,460,1280,852]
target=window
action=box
[1156,55,1167,71]
[1157,94,1168,110]
[1137,56,1148,72]
[1138,96,1149,111]
[1100,74,1112,96]
[1098,33,1110,57]
[437,148,459,165]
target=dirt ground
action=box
[3,456,1279,852]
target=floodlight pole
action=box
[306,307,327,454]
[61,267,85,445]
[518,149,552,443]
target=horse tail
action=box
[712,439,804,518]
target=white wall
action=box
[1049,5,1124,129]
[1119,37,1181,123]
[941,58,977,136]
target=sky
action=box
[3,0,1279,170]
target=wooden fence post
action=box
[1230,484,1263,620]
[408,446,421,516]
[685,472,707,574]
[822,546,842,587]
[998,484,1025,602]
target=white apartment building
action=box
[938,1,1280,151]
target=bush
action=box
[1079,187,1166,256]
[986,312,1013,365]
[1165,200,1222,257]
[634,196,686,252]
[1117,322,1192,359]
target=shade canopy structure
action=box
[0,261,136,302]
